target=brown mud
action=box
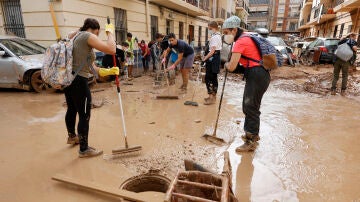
[1,65,360,201]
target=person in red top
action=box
[139,40,151,74]
[222,16,270,152]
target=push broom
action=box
[107,17,142,155]
[202,43,234,144]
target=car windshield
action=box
[325,39,339,46]
[0,38,45,56]
[266,37,287,46]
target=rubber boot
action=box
[331,89,336,95]
[204,93,216,105]
[236,133,260,152]
[340,90,346,96]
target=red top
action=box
[139,43,150,56]
[232,36,261,68]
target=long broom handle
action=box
[108,17,129,148]
[212,43,233,136]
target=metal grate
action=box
[1,0,26,38]
[114,7,127,43]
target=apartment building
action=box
[0,0,237,48]
[271,0,301,33]
[247,0,271,30]
[298,0,360,42]
[235,0,250,29]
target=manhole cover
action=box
[120,173,171,193]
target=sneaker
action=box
[235,141,259,152]
[67,135,79,145]
[79,146,103,158]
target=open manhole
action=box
[120,173,171,193]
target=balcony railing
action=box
[334,0,344,7]
[184,0,210,11]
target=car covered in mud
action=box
[0,35,48,92]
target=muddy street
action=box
[1,66,360,201]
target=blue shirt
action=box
[169,40,194,57]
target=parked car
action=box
[300,37,339,65]
[0,35,49,92]
[266,36,295,65]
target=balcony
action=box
[149,0,209,16]
[210,7,226,23]
[305,0,313,6]
[236,0,250,16]
[334,0,360,12]
[308,4,336,25]
[288,12,300,18]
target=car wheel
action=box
[30,70,54,93]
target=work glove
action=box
[99,67,119,77]
[105,23,115,35]
[161,58,166,64]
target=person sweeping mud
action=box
[203,21,222,105]
[222,16,270,152]
[161,33,195,91]
[331,32,358,96]
[65,18,119,157]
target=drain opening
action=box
[120,174,171,193]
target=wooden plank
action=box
[171,193,218,202]
[177,180,223,190]
[52,174,147,202]
[164,171,179,202]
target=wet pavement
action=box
[0,66,360,201]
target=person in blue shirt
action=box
[161,33,194,91]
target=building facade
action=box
[298,0,360,41]
[247,0,271,30]
[0,0,237,48]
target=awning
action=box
[149,0,209,17]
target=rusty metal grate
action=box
[0,0,26,38]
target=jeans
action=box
[331,59,350,90]
[64,76,91,152]
[151,53,157,71]
[205,54,220,94]
[243,67,270,135]
[142,55,150,72]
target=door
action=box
[1,0,26,38]
[0,46,18,85]
[188,25,194,44]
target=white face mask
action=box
[224,34,234,44]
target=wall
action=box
[0,0,209,48]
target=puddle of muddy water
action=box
[213,77,360,202]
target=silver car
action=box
[0,35,47,92]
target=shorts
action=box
[126,57,134,65]
[180,53,195,69]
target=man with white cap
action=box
[222,16,270,152]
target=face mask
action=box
[209,29,214,35]
[224,34,234,44]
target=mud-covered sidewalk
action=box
[1,65,360,201]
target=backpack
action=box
[335,40,354,62]
[42,32,88,89]
[240,34,283,69]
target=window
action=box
[289,22,297,31]
[150,16,158,40]
[179,22,184,39]
[166,20,171,35]
[339,23,345,38]
[1,0,26,38]
[347,25,352,34]
[333,25,338,38]
[277,23,283,27]
[114,8,127,43]
[198,26,202,47]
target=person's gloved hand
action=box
[99,67,119,77]
[167,64,176,70]
[105,23,115,35]
[161,58,166,64]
